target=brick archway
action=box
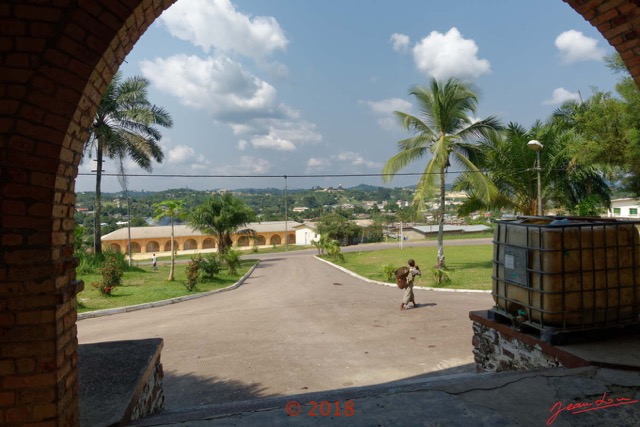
[1,1,640,424]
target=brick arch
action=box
[2,1,640,425]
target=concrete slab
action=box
[559,333,640,369]
[78,338,163,427]
[130,367,640,426]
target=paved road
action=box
[77,242,494,411]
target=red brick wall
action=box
[0,0,639,425]
[564,0,640,86]
[0,1,175,425]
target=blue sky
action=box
[75,0,619,193]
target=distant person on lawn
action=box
[401,259,420,310]
[152,253,157,271]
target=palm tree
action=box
[383,77,501,269]
[153,200,187,281]
[455,121,611,216]
[456,122,543,216]
[84,72,172,254]
[188,194,257,256]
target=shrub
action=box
[93,253,124,295]
[431,267,450,285]
[201,253,221,279]
[224,249,241,276]
[77,250,131,275]
[325,238,345,262]
[383,264,397,282]
[184,255,202,291]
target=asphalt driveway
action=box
[77,249,494,410]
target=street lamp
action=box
[527,140,544,216]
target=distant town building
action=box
[293,222,320,246]
[608,198,640,219]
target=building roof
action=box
[293,222,318,231]
[101,221,302,241]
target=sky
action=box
[75,0,620,193]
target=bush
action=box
[224,249,241,276]
[77,250,131,275]
[184,255,202,291]
[431,267,450,285]
[92,253,124,295]
[201,253,221,278]
[383,264,397,282]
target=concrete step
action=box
[130,367,620,426]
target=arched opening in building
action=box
[184,239,198,250]
[147,241,160,253]
[270,235,282,245]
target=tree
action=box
[316,213,361,245]
[153,200,187,281]
[455,122,610,216]
[84,72,172,254]
[188,194,257,255]
[383,77,501,269]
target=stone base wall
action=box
[472,321,562,372]
[131,359,164,421]
[469,311,590,373]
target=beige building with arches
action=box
[101,221,299,258]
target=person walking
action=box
[401,259,420,310]
[152,253,158,271]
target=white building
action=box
[608,198,640,219]
[293,222,320,246]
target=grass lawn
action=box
[329,244,493,291]
[76,259,258,313]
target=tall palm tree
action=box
[383,77,501,269]
[188,194,257,256]
[84,72,172,254]
[153,200,187,281]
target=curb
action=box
[314,255,491,293]
[77,261,260,321]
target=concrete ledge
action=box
[315,255,491,293]
[78,261,259,320]
[79,338,164,427]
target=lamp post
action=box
[527,140,544,216]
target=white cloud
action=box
[306,157,330,172]
[555,30,605,63]
[141,55,277,118]
[214,156,272,175]
[164,144,212,171]
[248,121,321,151]
[306,152,380,173]
[390,33,410,52]
[337,151,381,168]
[160,0,288,62]
[237,140,248,150]
[543,87,581,105]
[167,145,196,163]
[251,135,296,151]
[412,27,490,80]
[141,54,322,151]
[360,98,413,130]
